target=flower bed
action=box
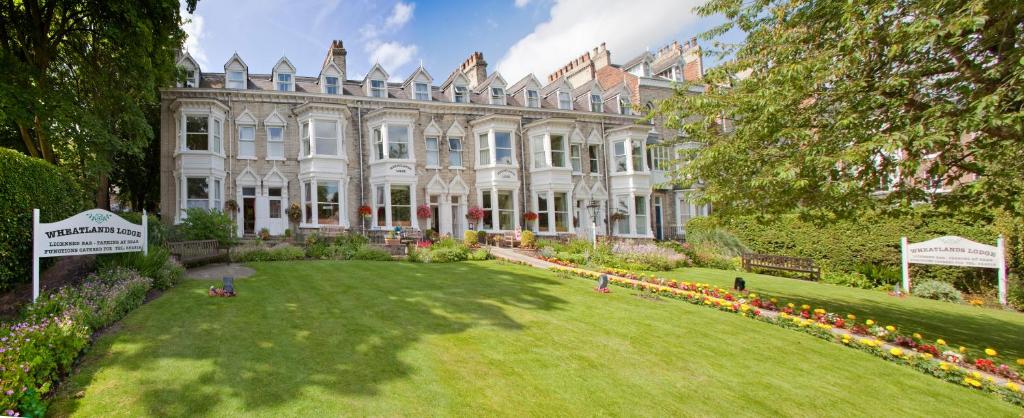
[554,266,1024,407]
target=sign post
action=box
[900,235,1007,306]
[32,208,148,302]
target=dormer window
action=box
[454,86,468,103]
[227,71,245,89]
[591,94,603,112]
[526,90,539,108]
[370,79,387,98]
[558,91,572,110]
[414,82,430,101]
[184,70,198,88]
[324,76,340,94]
[490,87,505,105]
[619,96,633,115]
[276,73,293,91]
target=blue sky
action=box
[182,0,743,82]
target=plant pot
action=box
[384,238,400,245]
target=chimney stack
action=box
[592,42,611,70]
[459,52,488,88]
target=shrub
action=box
[822,271,875,289]
[258,228,271,240]
[468,248,491,261]
[539,246,556,258]
[611,242,690,271]
[235,244,306,262]
[477,230,489,244]
[333,233,369,259]
[0,148,86,291]
[352,245,394,261]
[1008,276,1024,311]
[520,230,536,248]
[913,279,965,303]
[78,267,154,330]
[433,236,461,249]
[0,312,90,415]
[428,246,469,263]
[119,212,167,246]
[97,246,183,291]
[463,230,478,247]
[178,208,237,247]
[685,227,749,257]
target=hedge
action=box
[0,148,86,291]
[688,207,1020,291]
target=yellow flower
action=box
[912,333,922,339]
[885,325,896,332]
[985,348,997,357]
[841,336,851,344]
[959,346,967,353]
[770,298,778,303]
[749,293,758,299]
[939,362,950,371]
[866,319,875,326]
[920,353,933,360]
[1017,358,1024,366]
[1007,382,1021,393]
[787,302,795,308]
[936,339,946,346]
[963,378,982,388]
[889,347,903,357]
[847,314,856,320]
[801,304,810,310]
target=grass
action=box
[652,267,1024,360]
[51,261,1020,417]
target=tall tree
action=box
[0,0,198,207]
[652,0,1024,218]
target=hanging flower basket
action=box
[466,206,485,221]
[358,205,373,218]
[609,211,627,222]
[416,204,432,219]
[523,211,539,221]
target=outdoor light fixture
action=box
[586,200,601,248]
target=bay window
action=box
[370,122,412,161]
[238,125,255,158]
[370,79,387,98]
[570,144,582,173]
[497,191,514,230]
[317,181,340,225]
[324,76,340,94]
[375,185,386,227]
[414,82,430,101]
[300,121,311,157]
[267,126,284,159]
[528,89,544,107]
[482,190,494,230]
[554,192,569,232]
[185,115,208,151]
[227,71,245,89]
[558,91,572,110]
[495,131,513,164]
[390,185,411,227]
[186,178,209,209]
[304,182,313,223]
[213,179,222,210]
[425,137,439,167]
[448,137,463,167]
[386,125,410,159]
[550,134,566,167]
[613,141,628,172]
[374,128,384,160]
[631,141,644,172]
[615,196,630,234]
[478,133,491,165]
[213,119,222,153]
[537,194,548,231]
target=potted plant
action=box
[466,206,484,231]
[416,204,432,220]
[286,203,302,237]
[385,230,399,245]
[224,199,239,217]
[523,211,539,231]
[358,204,373,232]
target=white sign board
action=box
[32,208,147,301]
[901,235,1007,306]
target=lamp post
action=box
[586,200,601,248]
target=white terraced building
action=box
[160,39,711,240]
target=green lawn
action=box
[51,261,1019,417]
[653,267,1024,360]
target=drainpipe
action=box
[601,120,610,239]
[518,117,527,231]
[356,105,366,233]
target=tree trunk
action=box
[17,122,41,158]
[96,173,110,210]
[33,116,55,163]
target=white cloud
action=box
[370,41,418,76]
[496,0,703,81]
[180,8,208,68]
[385,2,415,29]
[514,0,531,7]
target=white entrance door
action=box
[451,195,465,238]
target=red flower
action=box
[466,206,485,221]
[523,211,539,221]
[417,204,432,218]
[358,205,373,216]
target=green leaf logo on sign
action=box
[85,213,112,224]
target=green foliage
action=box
[234,245,306,262]
[821,271,875,290]
[426,247,469,263]
[96,245,182,290]
[178,209,237,247]
[79,267,154,330]
[463,230,478,247]
[913,280,965,304]
[351,245,394,261]
[0,148,86,290]
[520,230,536,249]
[433,237,461,249]
[468,248,491,261]
[0,310,90,414]
[119,212,167,246]
[685,228,749,257]
[477,230,489,244]
[652,0,1024,217]
[1009,276,1024,311]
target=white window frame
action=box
[490,87,506,105]
[298,116,344,159]
[588,144,601,174]
[570,144,582,173]
[276,72,293,92]
[183,113,210,152]
[531,136,546,169]
[549,134,566,168]
[425,136,440,167]
[370,121,415,162]
[553,192,569,233]
[619,95,632,115]
[649,146,671,171]
[414,82,430,101]
[237,124,256,158]
[454,85,468,103]
[186,177,210,209]
[302,179,343,226]
[300,121,311,157]
[613,141,628,173]
[370,79,387,98]
[184,69,198,88]
[631,140,645,172]
[448,137,463,168]
[314,119,340,156]
[477,133,491,165]
[266,125,285,160]
[526,90,540,108]
[557,91,572,110]
[494,130,513,165]
[635,195,648,236]
[324,76,340,95]
[227,71,245,89]
[590,94,603,112]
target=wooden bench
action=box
[318,225,349,237]
[167,240,225,265]
[741,253,820,281]
[495,231,521,248]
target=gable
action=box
[424,120,443,136]
[235,109,257,125]
[272,56,296,74]
[365,63,389,82]
[224,53,248,72]
[264,109,287,126]
[446,121,466,137]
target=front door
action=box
[242,186,256,235]
[451,196,464,238]
[654,196,664,240]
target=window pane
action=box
[481,190,493,230]
[415,83,430,100]
[498,191,514,231]
[635,196,647,235]
[185,115,208,151]
[239,126,255,156]
[448,137,463,166]
[186,177,209,209]
[495,131,512,164]
[391,185,411,226]
[632,141,643,172]
[387,125,409,159]
[270,200,281,218]
[478,133,490,165]
[558,92,571,109]
[315,120,338,155]
[426,137,439,166]
[571,145,581,172]
[589,145,600,172]
[537,194,548,231]
[554,192,568,232]
[454,86,467,103]
[317,181,339,225]
[550,135,565,167]
[614,141,627,172]
[300,122,310,157]
[532,136,546,169]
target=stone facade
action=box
[163,39,711,239]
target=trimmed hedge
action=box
[0,148,86,291]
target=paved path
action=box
[186,263,256,280]
[489,246,1014,388]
